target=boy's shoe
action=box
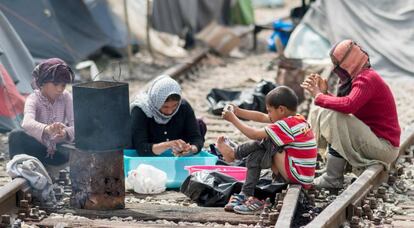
[233,197,264,215]
[224,194,246,212]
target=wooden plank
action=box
[305,165,383,228]
[55,202,259,225]
[275,184,302,228]
[34,217,198,228]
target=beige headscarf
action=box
[330,39,370,78]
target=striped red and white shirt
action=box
[265,115,317,188]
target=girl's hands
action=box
[45,122,67,139]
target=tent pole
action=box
[146,0,154,59]
[123,0,133,76]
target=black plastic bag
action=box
[180,170,287,207]
[180,171,242,207]
[206,80,277,115]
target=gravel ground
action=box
[1,1,414,227]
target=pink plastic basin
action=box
[185,165,247,181]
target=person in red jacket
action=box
[301,39,400,188]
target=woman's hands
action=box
[44,122,67,140]
[301,73,328,98]
[169,139,197,157]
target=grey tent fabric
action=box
[0,11,34,94]
[0,0,110,65]
[84,0,137,57]
[151,0,231,37]
[302,0,414,78]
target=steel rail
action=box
[275,184,302,228]
[0,177,30,214]
[305,164,385,228]
[162,48,210,79]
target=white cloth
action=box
[6,154,56,204]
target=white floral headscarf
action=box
[130,75,182,124]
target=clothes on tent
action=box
[6,154,56,204]
[0,65,25,133]
[302,0,414,78]
[0,11,34,94]
[0,0,109,64]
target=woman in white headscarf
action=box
[130,75,206,156]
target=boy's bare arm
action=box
[223,110,268,140]
[232,105,271,123]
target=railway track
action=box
[0,178,29,214]
[0,48,413,227]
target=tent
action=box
[0,64,25,133]
[151,0,232,38]
[0,0,110,65]
[0,11,34,94]
[108,0,188,58]
[84,0,136,57]
[287,0,414,78]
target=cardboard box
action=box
[196,21,241,55]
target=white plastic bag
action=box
[126,164,167,194]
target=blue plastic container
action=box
[124,149,218,189]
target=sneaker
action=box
[233,197,264,215]
[224,194,246,212]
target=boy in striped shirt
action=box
[217,86,317,214]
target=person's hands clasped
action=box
[169,139,194,157]
[301,73,327,98]
[44,122,67,140]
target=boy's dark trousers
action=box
[8,129,69,166]
[235,138,277,197]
